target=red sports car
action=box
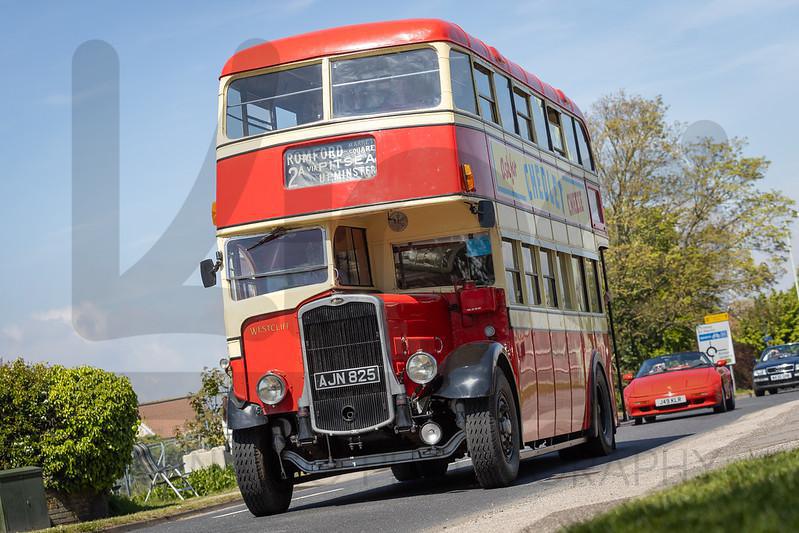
[623,351,735,424]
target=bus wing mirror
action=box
[477,200,495,228]
[200,258,218,288]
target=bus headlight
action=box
[406,351,437,384]
[257,373,287,405]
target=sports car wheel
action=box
[713,385,728,413]
[725,387,736,410]
[644,416,656,423]
[633,417,643,426]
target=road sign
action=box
[696,321,736,365]
[704,312,729,324]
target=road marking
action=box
[212,488,345,519]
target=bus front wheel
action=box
[464,370,520,488]
[232,427,293,516]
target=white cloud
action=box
[32,306,72,325]
[1,324,23,343]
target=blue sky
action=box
[1,0,797,400]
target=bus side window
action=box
[513,89,533,142]
[474,65,499,124]
[571,255,589,312]
[531,96,550,150]
[495,74,516,134]
[333,226,373,286]
[539,248,559,308]
[575,120,595,171]
[546,106,567,157]
[502,239,523,304]
[584,258,602,313]
[562,114,581,165]
[521,244,541,305]
[449,50,477,114]
[556,252,575,310]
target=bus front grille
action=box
[300,299,391,433]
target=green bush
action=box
[187,464,237,496]
[0,359,140,494]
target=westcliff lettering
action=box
[248,322,290,336]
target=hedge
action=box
[0,358,140,493]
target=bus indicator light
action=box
[211,201,217,226]
[462,163,475,192]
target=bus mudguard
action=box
[433,341,507,399]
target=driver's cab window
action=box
[393,233,494,289]
[333,226,372,286]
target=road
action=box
[141,389,799,533]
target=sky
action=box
[1,0,797,401]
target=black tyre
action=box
[644,416,656,423]
[633,417,643,426]
[754,389,765,397]
[725,386,736,410]
[713,385,729,413]
[583,370,615,457]
[464,370,520,488]
[232,427,293,517]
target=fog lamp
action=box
[406,351,437,384]
[420,421,443,445]
[257,373,287,405]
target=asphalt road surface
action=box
[141,389,799,533]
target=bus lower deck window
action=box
[393,233,494,290]
[334,226,372,287]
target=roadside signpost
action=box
[696,314,736,390]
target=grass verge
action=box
[41,490,243,532]
[566,447,799,532]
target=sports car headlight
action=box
[256,373,287,405]
[406,351,437,384]
[753,369,766,377]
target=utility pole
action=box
[790,238,799,301]
[599,247,628,421]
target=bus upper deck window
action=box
[562,114,581,165]
[450,50,477,114]
[575,121,595,171]
[532,96,549,149]
[474,65,498,124]
[331,48,441,117]
[546,107,566,157]
[226,64,322,140]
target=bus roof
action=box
[221,18,584,120]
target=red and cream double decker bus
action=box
[201,19,617,516]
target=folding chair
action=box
[132,442,199,502]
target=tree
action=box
[175,367,227,450]
[733,289,799,351]
[590,92,796,368]
[0,359,139,494]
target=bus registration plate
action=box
[314,365,380,390]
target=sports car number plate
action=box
[771,372,792,381]
[655,395,687,407]
[314,365,380,390]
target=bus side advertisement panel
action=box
[487,138,591,227]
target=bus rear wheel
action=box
[464,370,520,488]
[232,427,293,517]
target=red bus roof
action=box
[221,19,584,120]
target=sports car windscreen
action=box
[226,228,327,301]
[636,352,712,377]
